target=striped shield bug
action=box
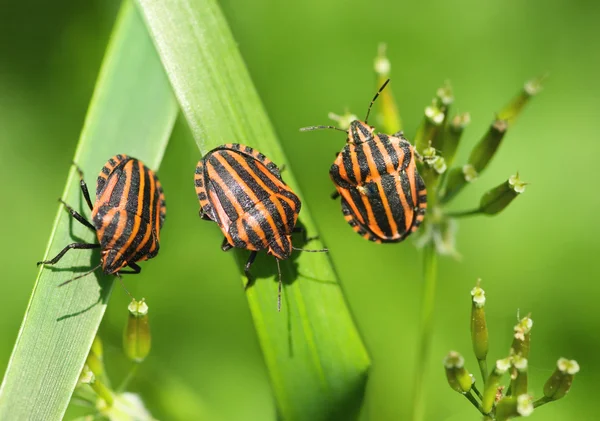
[37,155,166,287]
[300,79,427,243]
[194,143,326,311]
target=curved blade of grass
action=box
[136,1,371,419]
[0,3,177,419]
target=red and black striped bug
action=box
[194,143,326,311]
[300,79,427,243]
[37,155,166,286]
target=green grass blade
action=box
[0,2,177,419]
[135,1,370,419]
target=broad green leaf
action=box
[135,1,371,420]
[0,2,177,419]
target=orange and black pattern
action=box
[37,154,166,279]
[93,155,166,273]
[330,121,427,243]
[195,144,300,260]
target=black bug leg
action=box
[331,191,340,200]
[221,237,233,251]
[119,262,142,274]
[74,163,94,211]
[59,199,95,231]
[243,251,258,290]
[37,243,100,266]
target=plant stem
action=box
[91,378,114,408]
[478,359,489,385]
[533,396,552,408]
[116,363,140,393]
[445,208,482,218]
[464,390,484,413]
[472,383,483,400]
[411,241,438,421]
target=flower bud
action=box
[511,315,533,358]
[497,76,544,125]
[444,351,472,394]
[482,357,511,414]
[479,174,526,215]
[436,81,454,109]
[441,112,470,168]
[86,335,105,378]
[470,282,488,362]
[468,119,508,173]
[373,43,402,133]
[543,358,579,401]
[123,298,151,363]
[496,395,534,420]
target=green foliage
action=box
[0,3,177,419]
[135,1,370,419]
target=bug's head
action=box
[101,248,128,274]
[268,235,292,261]
[348,120,375,144]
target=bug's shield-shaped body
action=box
[195,144,300,260]
[330,121,427,243]
[92,155,166,273]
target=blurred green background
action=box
[1,0,598,420]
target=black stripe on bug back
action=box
[362,180,395,237]
[96,206,121,250]
[220,152,272,202]
[380,173,407,234]
[124,160,141,214]
[244,157,281,193]
[207,155,256,217]
[140,164,153,223]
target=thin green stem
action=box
[533,396,552,408]
[478,359,489,385]
[464,390,484,413]
[445,208,482,218]
[116,363,140,393]
[411,240,438,421]
[90,378,114,407]
[472,383,483,400]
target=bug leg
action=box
[73,163,94,211]
[59,199,96,231]
[221,237,233,251]
[37,243,100,266]
[119,262,142,274]
[330,191,340,200]
[199,208,212,220]
[243,251,258,290]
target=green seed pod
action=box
[468,119,508,173]
[511,355,529,396]
[482,357,511,414]
[79,364,95,386]
[123,298,151,363]
[543,358,579,401]
[479,174,527,215]
[470,282,488,361]
[441,112,470,168]
[496,395,534,420]
[443,351,472,394]
[511,315,533,358]
[497,76,544,125]
[415,100,445,153]
[373,43,402,133]
[441,165,477,203]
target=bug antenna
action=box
[58,263,102,287]
[364,78,390,124]
[115,272,134,299]
[292,246,329,253]
[299,125,346,133]
[276,258,282,312]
